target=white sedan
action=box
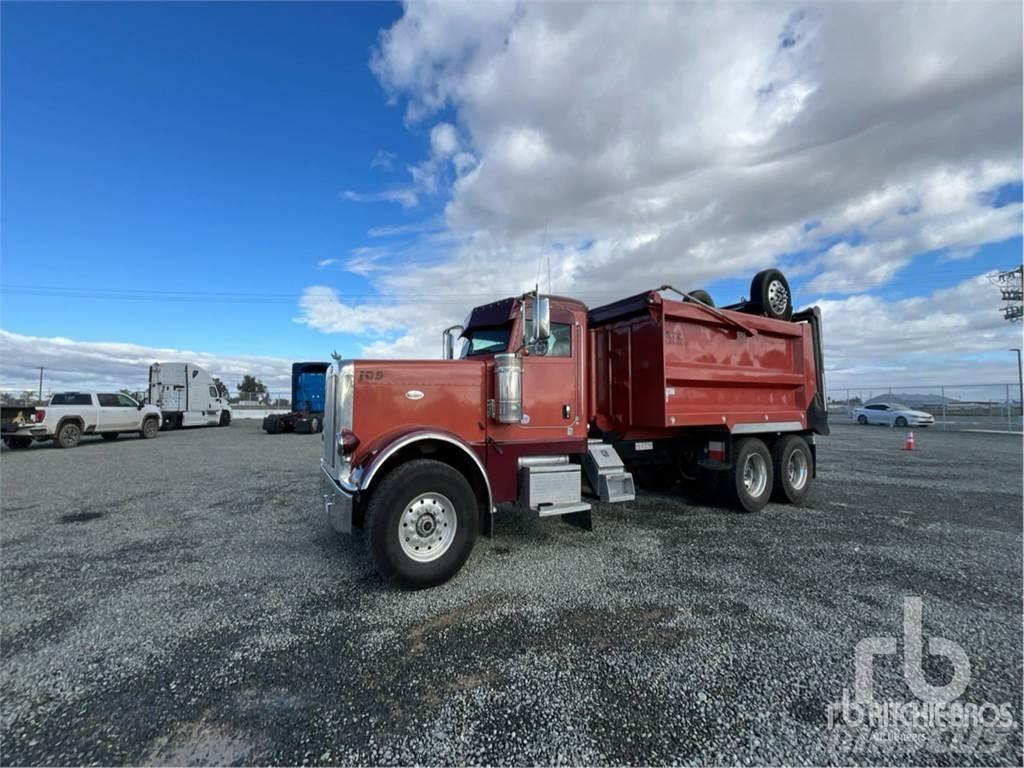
[851,403,935,427]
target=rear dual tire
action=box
[366,459,478,589]
[724,437,774,513]
[771,435,813,505]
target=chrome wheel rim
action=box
[767,279,789,315]
[61,427,79,447]
[399,492,457,563]
[787,450,808,491]
[742,453,768,498]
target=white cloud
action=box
[0,330,294,395]
[371,149,398,170]
[345,247,387,276]
[319,1,1021,371]
[294,286,409,335]
[317,258,338,268]
[818,274,1023,387]
[430,122,459,157]
[342,187,419,207]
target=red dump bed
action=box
[588,291,827,438]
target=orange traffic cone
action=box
[903,431,915,451]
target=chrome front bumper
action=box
[320,462,355,535]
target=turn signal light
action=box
[338,428,360,455]
[34,409,45,422]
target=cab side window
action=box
[116,394,136,407]
[535,323,573,357]
[97,394,120,407]
[209,386,218,398]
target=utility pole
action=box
[38,367,44,403]
[990,265,1023,322]
[1011,348,1023,427]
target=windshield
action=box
[460,326,511,357]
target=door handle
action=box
[563,404,571,419]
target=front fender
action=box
[352,427,492,513]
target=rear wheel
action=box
[141,418,159,439]
[724,437,773,513]
[101,432,119,441]
[366,459,479,589]
[857,415,868,425]
[771,435,813,505]
[750,269,792,321]
[3,436,32,450]
[55,422,82,449]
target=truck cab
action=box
[320,269,826,589]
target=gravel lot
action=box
[2,422,1021,765]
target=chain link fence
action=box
[0,388,293,409]
[826,382,1022,433]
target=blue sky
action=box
[2,1,419,357]
[1,2,1021,393]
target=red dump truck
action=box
[320,269,827,588]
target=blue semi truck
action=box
[262,362,330,434]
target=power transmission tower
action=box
[989,265,1023,322]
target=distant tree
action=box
[237,375,269,404]
[0,392,15,405]
[212,377,230,398]
[21,390,40,405]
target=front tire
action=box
[857,415,868,425]
[724,437,773,513]
[101,432,119,441]
[141,418,159,439]
[55,422,82,449]
[219,410,231,427]
[366,459,479,589]
[894,417,908,427]
[771,435,813,505]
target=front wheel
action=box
[219,410,231,427]
[771,435,813,505]
[894,417,908,427]
[857,415,868,425]
[724,437,773,513]
[366,459,479,589]
[141,418,159,439]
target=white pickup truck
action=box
[1,392,163,449]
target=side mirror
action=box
[532,296,551,342]
[442,325,464,360]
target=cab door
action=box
[519,320,581,436]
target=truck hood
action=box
[348,359,488,465]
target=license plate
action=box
[635,441,653,451]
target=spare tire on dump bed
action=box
[749,269,792,321]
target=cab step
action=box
[584,440,636,503]
[519,459,592,517]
